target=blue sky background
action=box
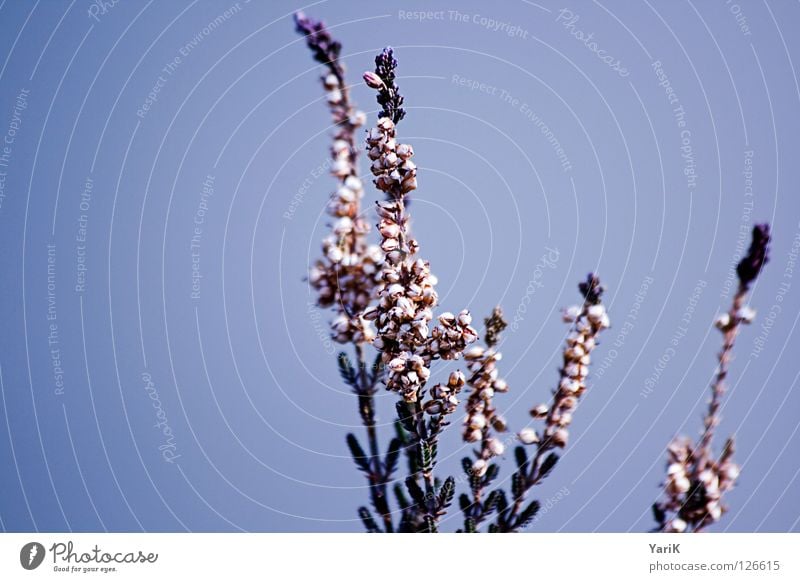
[0,0,798,532]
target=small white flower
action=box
[698,469,715,486]
[396,143,413,159]
[344,175,362,191]
[448,370,465,388]
[519,427,539,445]
[472,459,488,477]
[465,429,482,443]
[667,518,687,533]
[333,216,353,234]
[388,357,406,372]
[737,306,756,324]
[395,297,415,318]
[332,315,349,333]
[378,220,400,238]
[330,159,349,177]
[667,463,685,476]
[707,502,722,521]
[377,117,394,132]
[309,266,324,284]
[714,313,731,329]
[487,438,505,456]
[586,304,606,323]
[336,186,355,203]
[552,428,569,447]
[724,464,740,483]
[670,476,691,495]
[350,110,367,127]
[493,378,508,392]
[560,378,580,394]
[469,414,487,430]
[562,305,581,322]
[381,237,399,252]
[383,151,398,167]
[438,312,455,325]
[326,246,344,263]
[531,404,549,418]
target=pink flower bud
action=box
[363,71,384,89]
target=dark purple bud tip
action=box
[372,47,406,124]
[579,273,604,305]
[736,223,770,288]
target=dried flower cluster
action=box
[296,23,619,532]
[457,308,513,532]
[655,436,740,533]
[526,274,610,451]
[488,274,610,532]
[463,309,510,467]
[366,116,418,198]
[361,49,480,532]
[654,224,771,533]
[296,14,398,533]
[296,12,380,345]
[361,49,477,407]
[296,16,773,536]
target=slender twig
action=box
[295,13,394,532]
[654,224,770,533]
[495,274,610,532]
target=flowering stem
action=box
[497,275,609,532]
[653,224,770,533]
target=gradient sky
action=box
[0,0,798,532]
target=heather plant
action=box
[294,13,770,534]
[295,13,614,533]
[653,224,771,533]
